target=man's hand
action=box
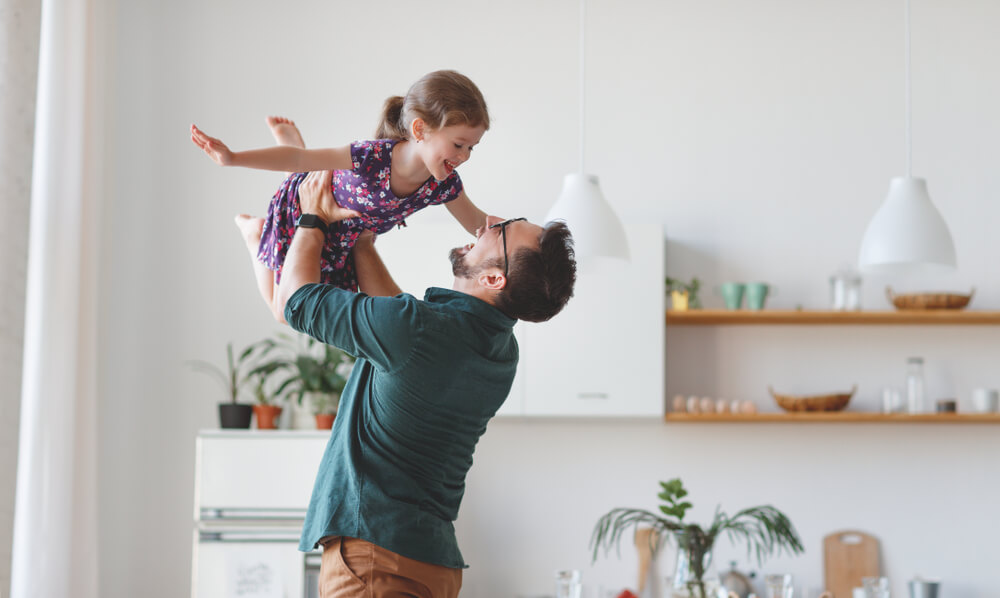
[298,169,363,224]
[190,124,234,166]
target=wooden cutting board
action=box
[824,530,880,598]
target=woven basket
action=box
[886,287,974,310]
[769,386,856,412]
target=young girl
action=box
[190,70,493,320]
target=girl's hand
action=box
[190,124,234,166]
[298,170,363,224]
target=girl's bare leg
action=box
[266,117,307,174]
[234,214,284,322]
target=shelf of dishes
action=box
[664,412,1000,423]
[665,309,1000,325]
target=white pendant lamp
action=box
[858,0,956,273]
[545,0,629,261]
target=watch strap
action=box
[296,213,328,234]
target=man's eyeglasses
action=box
[488,217,527,277]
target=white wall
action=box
[0,0,40,593]
[96,1,1000,597]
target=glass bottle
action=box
[906,357,926,414]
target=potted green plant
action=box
[311,392,338,430]
[243,343,289,429]
[591,478,804,598]
[666,277,702,310]
[188,340,277,429]
[266,333,355,429]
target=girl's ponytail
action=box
[375,71,490,142]
[375,96,408,140]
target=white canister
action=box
[971,388,999,412]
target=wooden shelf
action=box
[666,309,1000,326]
[664,412,1000,423]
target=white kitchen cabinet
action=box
[365,217,665,417]
[507,222,665,416]
[195,430,329,513]
[192,431,330,598]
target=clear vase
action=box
[670,544,726,598]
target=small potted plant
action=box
[591,478,804,598]
[267,333,355,429]
[311,393,338,430]
[244,344,288,429]
[188,341,276,429]
[666,277,702,311]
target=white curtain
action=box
[10,0,101,595]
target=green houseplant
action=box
[263,333,355,429]
[666,277,702,310]
[188,340,280,429]
[591,478,804,598]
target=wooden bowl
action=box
[886,287,974,310]
[768,386,856,412]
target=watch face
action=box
[298,214,326,231]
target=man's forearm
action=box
[275,228,325,320]
[354,240,402,297]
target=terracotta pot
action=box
[252,404,283,429]
[314,413,336,429]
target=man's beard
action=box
[449,247,476,279]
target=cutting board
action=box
[823,530,880,598]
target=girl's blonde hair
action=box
[375,70,490,140]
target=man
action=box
[274,169,576,597]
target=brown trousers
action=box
[318,536,462,598]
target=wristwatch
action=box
[296,214,328,234]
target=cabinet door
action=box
[511,222,665,416]
[196,433,329,512]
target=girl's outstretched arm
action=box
[190,124,354,172]
[445,191,492,235]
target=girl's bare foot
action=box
[265,116,305,149]
[234,213,265,255]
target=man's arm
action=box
[274,170,362,319]
[354,231,402,297]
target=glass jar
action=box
[830,268,862,311]
[906,357,926,414]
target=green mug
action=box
[745,282,770,311]
[720,282,745,310]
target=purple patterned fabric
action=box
[258,139,464,290]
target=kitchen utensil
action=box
[971,388,999,412]
[721,561,754,598]
[765,573,793,598]
[887,286,974,310]
[769,386,856,412]
[862,576,889,598]
[721,282,745,310]
[555,569,582,598]
[830,268,862,311]
[745,282,770,311]
[881,387,903,413]
[908,578,940,598]
[824,531,879,598]
[634,528,658,594]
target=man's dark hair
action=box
[495,221,576,322]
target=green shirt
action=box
[287,284,518,568]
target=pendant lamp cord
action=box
[905,0,912,178]
[578,0,586,174]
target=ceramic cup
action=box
[971,388,999,412]
[720,282,745,310]
[907,579,940,598]
[745,282,770,311]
